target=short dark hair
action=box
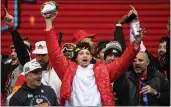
[159,36,168,43]
[22,37,32,51]
[22,37,31,44]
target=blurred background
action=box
[1,0,170,57]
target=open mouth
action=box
[11,57,17,61]
[36,80,41,84]
[82,59,88,62]
[109,59,114,63]
[36,78,41,83]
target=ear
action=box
[25,74,29,79]
[75,57,78,62]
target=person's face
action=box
[157,41,166,59]
[76,49,92,67]
[98,50,105,62]
[81,38,95,56]
[133,51,149,75]
[105,54,119,64]
[35,54,49,69]
[26,69,42,88]
[10,48,19,65]
[64,51,73,60]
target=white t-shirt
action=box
[65,64,102,106]
[41,68,61,101]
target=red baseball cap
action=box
[72,30,96,44]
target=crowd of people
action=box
[1,1,170,106]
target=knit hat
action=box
[71,42,92,61]
[23,60,42,74]
[104,41,122,60]
[96,40,110,54]
[72,30,96,44]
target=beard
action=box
[158,51,166,58]
[40,61,49,70]
[134,67,147,76]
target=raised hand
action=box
[41,1,58,31]
[4,9,15,29]
[41,1,58,20]
[118,5,138,24]
[134,28,146,46]
[4,13,14,25]
[129,5,138,16]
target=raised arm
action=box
[114,22,126,52]
[4,13,30,66]
[42,1,69,80]
[107,28,146,81]
[114,5,138,52]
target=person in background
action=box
[103,41,124,105]
[145,37,169,78]
[113,51,170,106]
[3,11,32,104]
[9,60,60,106]
[104,41,123,64]
[96,5,137,63]
[128,5,169,79]
[165,20,170,82]
[96,40,110,62]
[114,5,138,53]
[62,43,76,60]
[3,12,62,106]
[9,41,61,105]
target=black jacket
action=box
[114,25,126,52]
[9,83,60,106]
[165,37,170,82]
[3,29,30,98]
[10,30,30,66]
[113,66,170,106]
[145,50,166,74]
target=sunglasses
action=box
[62,43,76,51]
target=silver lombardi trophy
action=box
[40,1,58,18]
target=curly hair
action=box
[71,42,92,62]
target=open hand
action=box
[134,28,146,45]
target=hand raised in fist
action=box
[3,8,14,29]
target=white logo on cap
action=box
[25,67,30,73]
[112,50,117,53]
[105,41,122,52]
[36,98,43,104]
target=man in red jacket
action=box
[41,2,145,106]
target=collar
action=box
[78,64,94,69]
